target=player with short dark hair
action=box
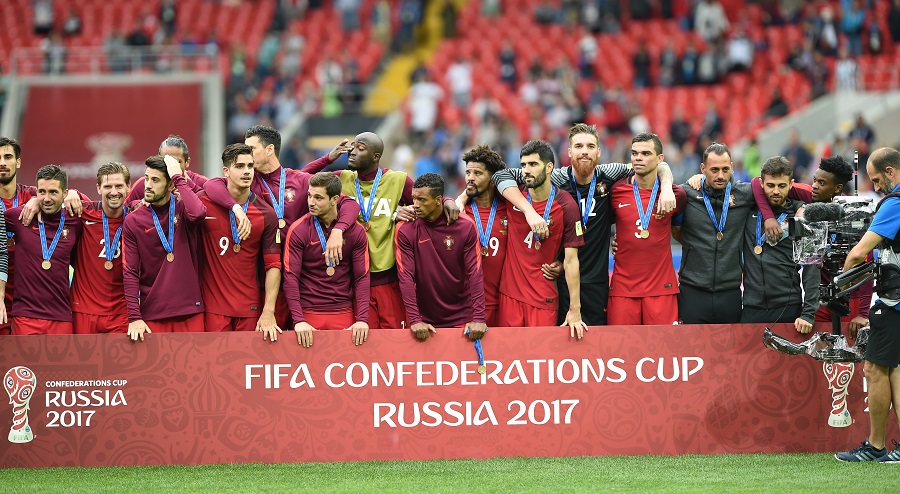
[0,136,37,334]
[123,154,207,341]
[4,165,83,334]
[198,143,282,337]
[70,162,133,334]
[125,134,208,203]
[396,174,486,341]
[283,172,370,347]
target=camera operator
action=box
[836,147,900,463]
[740,157,819,332]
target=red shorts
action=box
[13,316,73,335]
[485,305,500,328]
[498,294,556,327]
[205,313,257,332]
[304,308,355,330]
[145,313,205,333]
[73,312,129,334]
[608,295,679,326]
[369,281,407,329]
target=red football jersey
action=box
[0,185,37,326]
[498,187,584,310]
[71,203,128,315]
[609,177,687,297]
[199,194,281,318]
[464,198,508,311]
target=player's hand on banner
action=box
[525,210,549,240]
[442,199,460,224]
[128,320,152,342]
[848,316,868,339]
[232,204,252,240]
[610,235,618,258]
[294,321,315,348]
[63,190,84,217]
[464,322,487,341]
[164,155,182,178]
[18,197,39,225]
[256,312,281,341]
[396,205,416,222]
[562,310,588,340]
[325,228,344,266]
[794,318,812,334]
[687,174,703,190]
[328,138,352,162]
[657,186,676,215]
[410,322,436,341]
[541,261,563,280]
[764,218,782,243]
[348,321,369,346]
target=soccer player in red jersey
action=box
[608,133,687,325]
[123,155,207,341]
[396,174,486,341]
[203,126,360,326]
[283,172,370,348]
[70,162,133,334]
[199,144,282,339]
[496,140,587,338]
[4,165,83,335]
[125,135,207,203]
[0,136,36,334]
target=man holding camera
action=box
[836,147,900,463]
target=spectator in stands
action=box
[849,114,876,168]
[446,55,473,108]
[835,45,860,92]
[104,30,129,73]
[680,40,700,85]
[336,0,361,32]
[535,1,559,25]
[632,40,652,88]
[814,6,839,57]
[62,6,82,37]
[316,54,343,89]
[159,0,177,36]
[578,32,598,79]
[395,0,422,53]
[407,72,444,144]
[482,0,500,17]
[697,99,723,143]
[41,32,66,75]
[33,0,54,36]
[372,0,392,47]
[126,19,150,68]
[694,0,730,42]
[442,0,458,38]
[805,51,830,100]
[764,87,789,119]
[727,27,754,72]
[599,13,620,33]
[890,0,900,44]
[868,19,883,55]
[659,45,678,87]
[669,107,692,152]
[782,129,814,176]
[696,45,721,84]
[279,26,304,78]
[840,0,866,57]
[500,40,518,86]
[630,0,652,20]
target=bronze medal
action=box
[278,218,286,229]
[640,229,650,239]
[326,266,335,277]
[477,365,486,375]
[166,252,175,262]
[716,232,724,241]
[534,240,542,250]
[363,221,370,231]
[481,245,488,256]
[754,245,763,255]
[104,261,114,271]
[233,243,241,253]
[41,260,51,270]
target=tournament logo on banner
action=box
[4,366,36,444]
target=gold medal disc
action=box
[640,229,650,239]
[477,365,486,375]
[278,218,286,229]
[166,252,175,262]
[41,260,51,270]
[326,266,335,277]
[754,245,763,255]
[104,261,114,271]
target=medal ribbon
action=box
[150,194,176,255]
[228,194,251,246]
[312,216,333,268]
[571,168,597,229]
[465,327,487,368]
[102,208,126,263]
[0,194,19,239]
[38,210,66,263]
[756,212,788,248]
[526,185,556,240]
[355,168,383,223]
[701,178,731,236]
[633,178,660,233]
[471,197,498,250]
[260,166,286,225]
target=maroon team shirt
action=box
[0,185,37,326]
[498,187,584,310]
[71,201,132,316]
[283,215,370,323]
[198,194,281,318]
[4,207,83,321]
[395,215,486,327]
[125,170,207,203]
[122,175,207,322]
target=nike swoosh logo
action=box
[512,206,522,212]
[310,240,320,246]
[696,195,703,199]
[418,238,431,244]
[84,221,99,225]
[752,214,758,218]
[144,227,156,233]
[617,203,630,208]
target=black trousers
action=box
[678,284,743,324]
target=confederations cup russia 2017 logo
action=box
[4,366,37,443]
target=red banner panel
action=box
[17,84,203,196]
[0,324,887,467]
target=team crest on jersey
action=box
[729,194,736,207]
[285,187,297,203]
[61,228,69,239]
[597,182,608,196]
[500,217,508,235]
[444,235,454,250]
[173,214,179,226]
